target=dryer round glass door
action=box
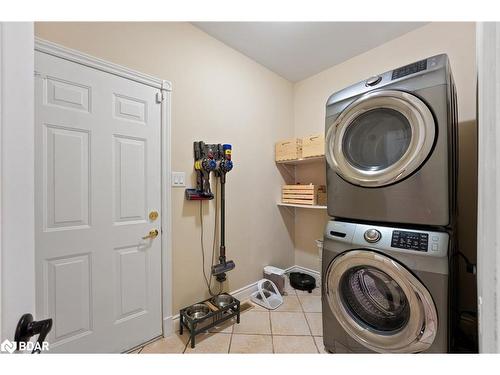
[325,250,438,353]
[325,90,435,187]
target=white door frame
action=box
[0,22,36,342]
[477,22,500,353]
[1,34,173,343]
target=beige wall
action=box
[35,22,295,312]
[293,22,477,272]
[35,21,478,315]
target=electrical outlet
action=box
[172,172,186,187]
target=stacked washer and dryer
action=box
[321,54,458,353]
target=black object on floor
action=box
[289,272,316,293]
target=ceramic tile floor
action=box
[132,282,329,354]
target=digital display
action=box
[392,59,427,80]
[391,230,428,252]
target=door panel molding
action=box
[45,253,92,344]
[44,124,91,231]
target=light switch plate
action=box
[172,171,186,187]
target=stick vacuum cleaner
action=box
[212,144,235,282]
[186,142,235,283]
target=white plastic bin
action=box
[263,266,285,295]
[251,279,283,310]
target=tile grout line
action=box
[227,332,234,354]
[182,334,189,354]
[297,289,320,354]
[268,310,275,353]
[227,322,235,353]
[271,286,294,353]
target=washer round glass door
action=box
[325,90,435,187]
[325,250,438,353]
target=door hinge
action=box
[156,91,165,103]
[34,70,46,79]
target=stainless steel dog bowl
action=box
[211,294,235,309]
[185,303,210,319]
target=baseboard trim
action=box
[162,315,173,337]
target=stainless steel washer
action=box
[325,54,458,226]
[321,220,449,353]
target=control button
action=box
[431,243,439,252]
[365,75,382,87]
[432,236,439,242]
[364,229,381,243]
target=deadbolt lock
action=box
[142,229,159,240]
[149,211,159,221]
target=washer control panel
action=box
[364,229,381,243]
[391,230,428,252]
[324,220,449,258]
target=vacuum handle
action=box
[220,181,225,255]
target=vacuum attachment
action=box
[211,259,235,282]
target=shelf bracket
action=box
[277,164,295,182]
[278,205,295,215]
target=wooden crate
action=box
[302,134,325,158]
[317,189,327,206]
[282,184,327,205]
[275,138,302,161]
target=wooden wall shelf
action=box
[277,202,327,210]
[275,155,325,166]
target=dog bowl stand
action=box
[179,293,240,348]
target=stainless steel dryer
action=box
[325,54,458,226]
[322,220,449,353]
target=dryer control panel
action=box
[391,59,427,80]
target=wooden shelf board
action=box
[275,155,325,165]
[277,202,327,210]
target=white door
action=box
[34,51,163,353]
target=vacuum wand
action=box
[211,144,235,282]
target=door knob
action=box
[142,229,159,240]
